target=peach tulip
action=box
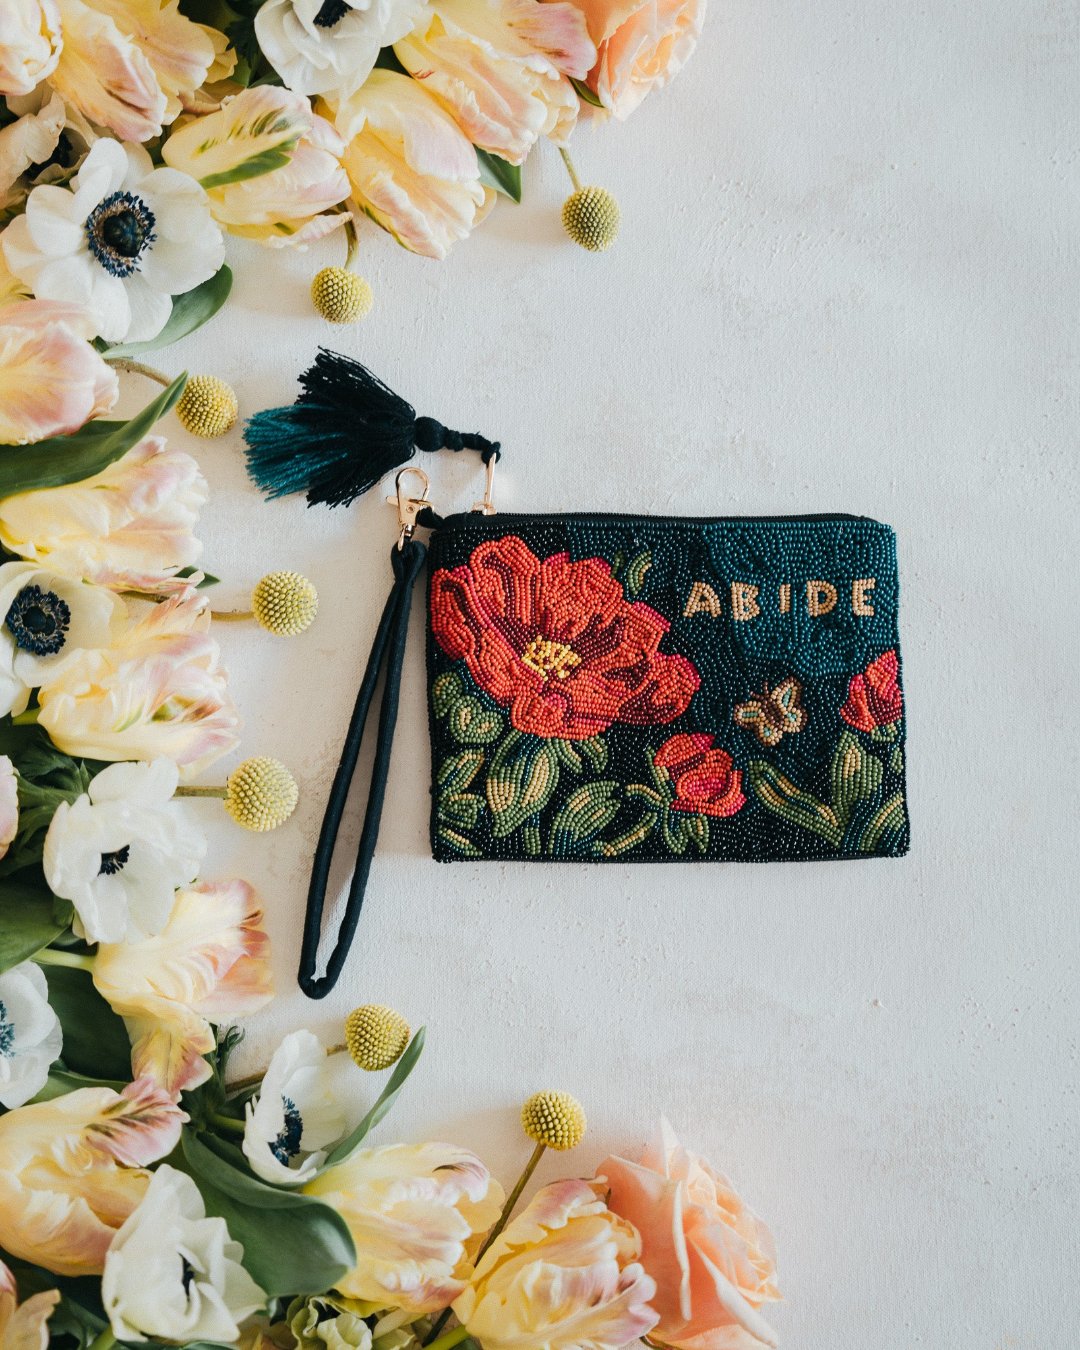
[93,879,274,1098]
[569,0,703,119]
[0,91,67,213]
[0,1259,59,1350]
[0,299,118,445]
[163,86,350,248]
[49,0,219,142]
[395,0,595,164]
[0,434,206,593]
[0,0,62,97]
[330,70,494,260]
[304,1143,504,1315]
[36,593,239,774]
[452,1177,658,1350]
[0,1078,184,1277]
[599,1120,781,1349]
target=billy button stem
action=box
[423,1090,587,1347]
[107,357,238,438]
[311,212,373,324]
[558,147,620,252]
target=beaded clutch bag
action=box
[426,511,907,864]
[246,354,908,996]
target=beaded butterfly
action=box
[734,676,807,746]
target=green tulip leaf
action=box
[572,77,605,108]
[486,733,560,837]
[322,1027,426,1167]
[477,150,522,203]
[105,266,233,358]
[548,781,621,856]
[829,730,884,828]
[857,792,907,853]
[0,881,72,972]
[43,964,132,1081]
[0,374,186,500]
[748,761,844,846]
[179,1130,356,1297]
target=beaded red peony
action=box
[430,535,700,740]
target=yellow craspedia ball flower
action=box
[224,757,298,831]
[561,187,620,253]
[311,267,373,323]
[344,1005,410,1071]
[176,374,238,438]
[251,571,319,637]
[521,1091,586,1150]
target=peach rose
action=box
[569,0,703,119]
[599,1120,780,1349]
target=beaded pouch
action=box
[246,354,908,996]
[426,512,907,864]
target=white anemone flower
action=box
[255,0,424,99]
[0,136,224,343]
[243,1029,346,1186]
[0,961,63,1109]
[0,561,125,716]
[102,1164,266,1343]
[43,758,206,944]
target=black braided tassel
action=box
[243,350,500,509]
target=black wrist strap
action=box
[298,538,427,999]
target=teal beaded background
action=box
[426,514,908,863]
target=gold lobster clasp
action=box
[471,454,497,516]
[387,466,431,550]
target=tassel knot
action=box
[244,350,501,509]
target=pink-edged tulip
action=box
[453,1177,659,1350]
[37,594,240,775]
[163,86,350,248]
[304,1143,504,1315]
[93,879,274,1098]
[0,0,62,97]
[0,434,206,593]
[0,1258,59,1350]
[330,70,494,260]
[0,1078,185,1277]
[0,299,118,444]
[396,0,595,164]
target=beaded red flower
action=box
[840,649,903,732]
[430,535,700,740]
[653,733,746,818]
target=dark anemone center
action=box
[269,1095,304,1164]
[313,0,351,25]
[181,1257,196,1297]
[98,845,131,877]
[0,999,13,1058]
[5,584,71,656]
[84,190,156,278]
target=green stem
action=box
[174,785,227,799]
[558,146,581,192]
[424,1139,546,1345]
[87,1329,116,1350]
[105,357,171,386]
[209,609,255,622]
[210,1112,246,1136]
[11,707,39,726]
[344,213,359,269]
[424,1327,470,1350]
[34,948,94,971]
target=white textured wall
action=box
[165,1,1078,1343]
